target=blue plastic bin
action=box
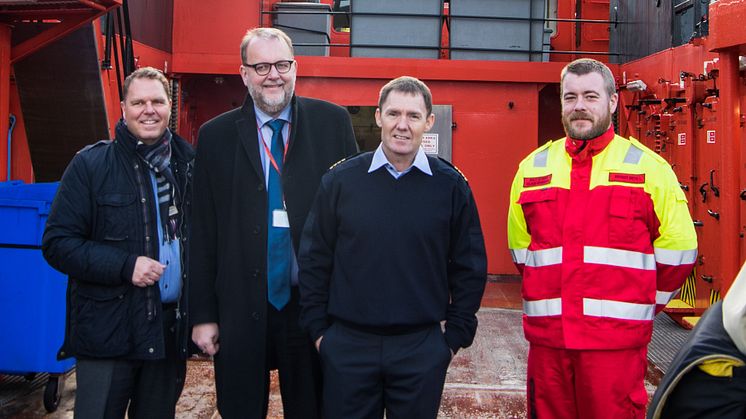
[0,181,74,375]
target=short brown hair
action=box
[560,58,616,98]
[378,76,433,116]
[122,67,171,100]
[240,27,294,64]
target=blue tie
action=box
[266,119,291,310]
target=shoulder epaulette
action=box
[437,157,468,182]
[77,139,112,155]
[329,151,365,170]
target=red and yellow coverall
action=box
[507,127,697,418]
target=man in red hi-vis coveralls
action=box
[507,58,697,419]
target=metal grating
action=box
[648,313,691,374]
[0,372,48,411]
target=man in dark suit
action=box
[189,27,358,419]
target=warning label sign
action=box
[422,133,439,154]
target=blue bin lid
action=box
[0,182,59,246]
[0,198,52,215]
[0,180,25,188]
[0,181,59,202]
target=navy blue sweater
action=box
[298,152,487,353]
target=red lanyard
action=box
[257,119,291,175]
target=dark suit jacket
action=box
[189,94,357,417]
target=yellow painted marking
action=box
[683,316,701,328]
[665,299,694,309]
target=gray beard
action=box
[249,87,293,116]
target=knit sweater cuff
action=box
[444,331,461,355]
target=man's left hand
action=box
[132,256,166,287]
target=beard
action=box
[562,110,612,140]
[249,81,294,116]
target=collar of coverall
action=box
[565,125,615,162]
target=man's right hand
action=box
[315,336,323,352]
[193,323,220,356]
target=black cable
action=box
[122,0,135,77]
[102,12,113,69]
[112,10,123,101]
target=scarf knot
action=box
[118,120,181,241]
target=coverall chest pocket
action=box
[608,188,644,246]
[96,193,137,242]
[519,188,562,246]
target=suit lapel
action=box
[285,96,300,160]
[236,99,264,182]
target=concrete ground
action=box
[0,277,669,418]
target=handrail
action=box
[7,114,15,181]
[260,7,620,58]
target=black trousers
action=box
[661,366,746,419]
[263,286,323,419]
[73,305,186,419]
[319,322,451,419]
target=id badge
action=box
[272,209,290,228]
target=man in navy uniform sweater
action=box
[298,76,487,419]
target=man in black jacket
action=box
[43,67,194,418]
[298,76,487,419]
[647,262,746,419]
[189,27,358,418]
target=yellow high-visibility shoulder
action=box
[627,136,669,166]
[519,139,556,167]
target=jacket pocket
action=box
[608,188,638,246]
[73,283,132,357]
[96,193,137,241]
[518,188,561,246]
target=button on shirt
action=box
[255,104,300,286]
[368,144,433,179]
[149,172,182,303]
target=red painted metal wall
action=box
[171,0,260,74]
[551,0,610,62]
[617,1,746,308]
[176,56,575,274]
[163,0,614,274]
[0,0,620,275]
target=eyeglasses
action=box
[242,60,295,76]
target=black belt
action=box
[162,302,178,311]
[334,318,435,336]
